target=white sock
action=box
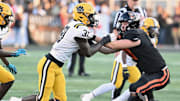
[117,89,130,101]
[91,83,116,97]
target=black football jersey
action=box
[123,29,166,73]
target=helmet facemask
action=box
[117,11,140,32]
[147,26,159,38]
[140,17,160,38]
[87,13,99,27]
[0,2,14,38]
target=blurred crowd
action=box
[1,0,180,48]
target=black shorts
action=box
[129,67,170,94]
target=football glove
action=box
[100,35,111,45]
[7,64,17,74]
[11,49,26,57]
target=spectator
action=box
[146,8,152,17]
[14,5,25,48]
[110,1,120,33]
[172,1,180,48]
[32,4,46,16]
[43,0,51,15]
[156,5,167,44]
[95,1,111,37]
[50,0,60,16]
[59,3,68,27]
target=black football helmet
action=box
[117,11,140,31]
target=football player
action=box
[0,2,26,100]
[113,16,160,101]
[106,13,170,101]
[107,14,168,101]
[81,12,163,101]
[112,0,147,99]
[9,3,113,101]
[81,11,140,101]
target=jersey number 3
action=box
[57,26,70,43]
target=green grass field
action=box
[2,46,180,101]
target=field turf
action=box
[2,45,180,101]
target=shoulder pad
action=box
[125,29,139,34]
[124,29,141,41]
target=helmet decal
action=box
[77,6,84,13]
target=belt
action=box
[45,53,64,67]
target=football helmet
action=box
[0,2,14,27]
[117,11,140,31]
[141,17,160,38]
[73,3,98,27]
[0,2,14,38]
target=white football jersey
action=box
[50,20,92,63]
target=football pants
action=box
[37,57,67,101]
[0,65,15,83]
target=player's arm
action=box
[87,38,118,54]
[105,39,141,50]
[75,35,111,57]
[105,30,142,50]
[0,40,16,57]
[99,46,118,54]
[89,33,141,50]
[0,40,26,57]
[0,40,17,74]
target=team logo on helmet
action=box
[77,6,84,13]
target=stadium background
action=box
[0,0,180,101]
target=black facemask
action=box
[148,27,159,38]
[87,14,99,27]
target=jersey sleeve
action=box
[124,29,141,41]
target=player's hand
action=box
[100,35,111,45]
[100,33,117,45]
[7,64,17,74]
[12,49,26,57]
